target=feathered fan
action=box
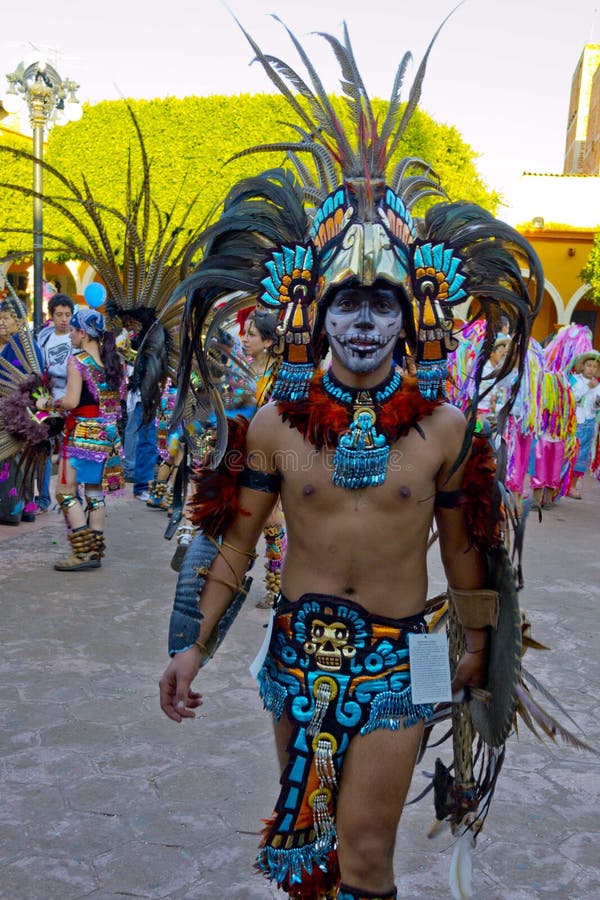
[0,288,60,494]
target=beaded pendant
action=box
[323,369,402,490]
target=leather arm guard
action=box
[448,587,500,630]
[168,530,253,663]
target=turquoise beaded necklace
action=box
[322,367,403,489]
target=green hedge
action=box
[0,94,499,259]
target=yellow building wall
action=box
[520,228,600,347]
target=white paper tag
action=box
[249,608,275,680]
[408,632,452,704]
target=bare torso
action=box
[253,399,459,619]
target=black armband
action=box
[239,466,281,493]
[435,489,462,509]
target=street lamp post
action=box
[3,62,82,334]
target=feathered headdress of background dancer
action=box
[169,12,542,472]
[0,106,206,426]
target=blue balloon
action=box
[84,282,106,309]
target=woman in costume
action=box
[241,308,287,608]
[176,307,287,603]
[36,307,126,570]
[146,380,179,511]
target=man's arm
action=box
[434,405,491,693]
[159,405,280,722]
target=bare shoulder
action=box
[430,402,468,439]
[427,404,469,483]
[245,403,283,469]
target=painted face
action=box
[241,318,272,359]
[51,304,73,334]
[324,282,404,374]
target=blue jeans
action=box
[123,401,158,495]
[37,456,52,510]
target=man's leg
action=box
[335,723,424,895]
[37,455,52,510]
[123,401,141,483]
[134,414,158,499]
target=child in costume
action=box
[567,349,600,499]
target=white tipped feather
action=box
[449,829,474,899]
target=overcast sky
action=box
[2,0,599,210]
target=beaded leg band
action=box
[54,526,102,571]
[147,479,173,510]
[263,523,287,595]
[85,494,106,513]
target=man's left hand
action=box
[451,648,488,694]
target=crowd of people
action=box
[448,317,600,513]
[0,291,291,606]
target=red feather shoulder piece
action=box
[460,434,504,551]
[188,416,249,538]
[277,372,441,449]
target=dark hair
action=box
[106,297,156,350]
[99,330,123,391]
[248,309,278,343]
[48,293,74,315]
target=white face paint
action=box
[324,282,404,374]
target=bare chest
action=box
[275,423,443,513]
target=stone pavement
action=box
[1,481,599,899]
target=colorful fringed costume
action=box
[62,351,125,494]
[503,339,544,495]
[530,371,578,498]
[256,595,433,897]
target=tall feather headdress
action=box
[170,15,542,467]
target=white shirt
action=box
[38,326,72,399]
[570,373,600,424]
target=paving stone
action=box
[0,854,97,898]
[93,841,201,897]
[1,481,598,898]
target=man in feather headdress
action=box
[159,19,542,900]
